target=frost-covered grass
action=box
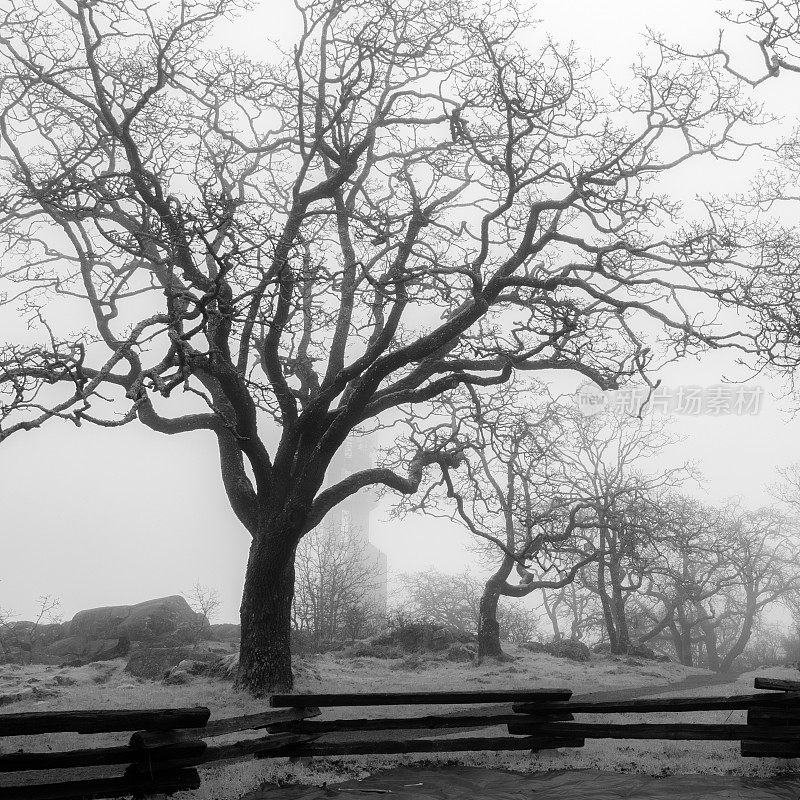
[1,650,798,799]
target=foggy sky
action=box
[1,0,798,624]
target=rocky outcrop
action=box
[371,623,474,653]
[0,621,66,664]
[522,638,591,661]
[125,641,233,680]
[7,596,210,666]
[66,596,207,644]
[45,636,129,664]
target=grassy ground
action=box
[1,649,798,799]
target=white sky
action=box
[2,0,799,623]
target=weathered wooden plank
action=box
[129,729,204,749]
[741,739,800,757]
[273,714,528,734]
[276,735,585,757]
[0,707,210,736]
[273,712,572,735]
[753,677,800,693]
[747,707,800,726]
[179,706,320,738]
[269,690,571,707]
[512,692,800,716]
[203,733,316,763]
[0,768,201,800]
[506,721,800,740]
[0,737,205,773]
[125,733,316,769]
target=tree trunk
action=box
[540,589,562,640]
[236,530,298,697]
[609,561,631,653]
[701,620,720,671]
[720,598,757,673]
[477,583,504,659]
[597,562,619,652]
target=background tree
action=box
[183,581,221,638]
[394,568,483,636]
[391,385,607,660]
[293,522,380,649]
[0,0,758,693]
[393,567,541,644]
[539,581,599,643]
[627,498,798,669]
[559,413,692,654]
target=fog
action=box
[1,0,798,625]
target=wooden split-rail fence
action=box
[3,677,800,799]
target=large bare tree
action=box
[0,0,757,693]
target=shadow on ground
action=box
[245,766,800,800]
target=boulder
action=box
[163,670,191,685]
[0,621,67,663]
[45,636,129,665]
[163,659,208,685]
[545,639,591,662]
[371,623,465,653]
[173,659,208,675]
[67,596,207,645]
[124,646,218,680]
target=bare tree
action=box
[629,497,798,670]
[293,522,379,648]
[391,387,644,660]
[395,568,483,636]
[0,595,62,665]
[540,581,601,643]
[699,505,799,671]
[0,606,15,663]
[183,581,221,637]
[546,409,692,654]
[0,0,759,693]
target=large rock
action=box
[125,644,228,680]
[45,636,129,665]
[371,623,467,653]
[163,659,208,685]
[67,596,207,645]
[545,639,591,662]
[0,621,66,663]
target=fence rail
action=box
[4,679,800,798]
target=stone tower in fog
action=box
[325,437,388,614]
